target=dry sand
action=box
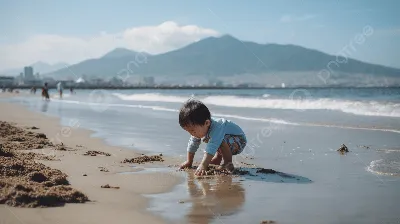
[0,99,182,224]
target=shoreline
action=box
[3,86,400,90]
[0,99,184,224]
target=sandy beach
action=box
[0,96,182,224]
[1,89,400,224]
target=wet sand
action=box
[2,92,400,224]
[0,99,182,224]
[0,93,273,224]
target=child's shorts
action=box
[222,134,247,155]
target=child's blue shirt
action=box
[186,117,246,155]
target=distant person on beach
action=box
[57,82,63,99]
[42,82,50,101]
[70,87,75,94]
[179,99,247,176]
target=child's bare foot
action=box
[210,154,223,165]
[216,162,234,172]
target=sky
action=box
[0,0,399,71]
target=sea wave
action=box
[50,93,71,99]
[111,93,400,118]
[112,93,185,103]
[57,99,400,134]
[58,99,179,112]
[56,99,296,125]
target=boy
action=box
[179,99,247,176]
[42,82,50,101]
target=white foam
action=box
[213,113,297,125]
[112,93,186,103]
[57,99,296,126]
[50,93,71,99]
[112,93,400,118]
[301,123,400,134]
[367,159,400,176]
[202,96,400,118]
[56,99,400,134]
[59,99,179,112]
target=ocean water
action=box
[3,87,400,224]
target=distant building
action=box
[89,78,105,85]
[141,76,155,86]
[109,77,124,86]
[208,79,223,87]
[24,66,34,80]
[42,77,56,86]
[63,80,76,87]
[0,76,15,87]
[237,83,251,88]
[14,73,25,85]
[24,80,43,86]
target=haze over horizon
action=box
[0,0,399,71]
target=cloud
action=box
[280,14,316,23]
[0,21,219,71]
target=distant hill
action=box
[44,35,400,86]
[101,48,148,59]
[32,61,69,74]
[2,61,69,76]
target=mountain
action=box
[39,48,151,80]
[101,48,144,59]
[31,61,69,74]
[142,34,399,76]
[1,61,69,76]
[44,35,400,86]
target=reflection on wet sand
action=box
[184,173,245,224]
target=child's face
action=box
[183,120,211,139]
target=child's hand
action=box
[179,161,192,169]
[195,164,208,176]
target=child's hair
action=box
[179,99,211,128]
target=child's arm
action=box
[186,152,195,165]
[195,124,225,175]
[180,152,195,169]
[187,136,201,153]
[180,136,201,169]
[195,153,214,175]
[187,152,195,165]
